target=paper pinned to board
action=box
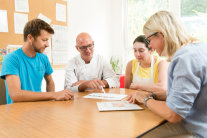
[15,0,29,13]
[97,101,143,111]
[56,3,66,22]
[0,10,8,32]
[83,93,127,101]
[38,13,51,24]
[14,13,28,34]
[52,25,68,51]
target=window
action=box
[181,0,207,42]
[126,0,207,65]
[126,0,168,62]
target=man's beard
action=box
[32,42,42,53]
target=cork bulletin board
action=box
[0,0,68,69]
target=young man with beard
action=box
[0,19,73,104]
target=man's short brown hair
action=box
[23,19,54,41]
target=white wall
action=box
[67,0,125,62]
[110,0,125,57]
[42,69,65,91]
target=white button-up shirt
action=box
[64,54,119,92]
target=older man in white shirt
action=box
[64,32,119,92]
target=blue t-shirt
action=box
[0,48,53,104]
[166,43,207,137]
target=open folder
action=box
[97,101,143,111]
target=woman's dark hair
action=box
[133,35,151,50]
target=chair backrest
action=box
[0,78,7,105]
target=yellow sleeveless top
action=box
[132,56,162,83]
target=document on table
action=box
[97,101,143,111]
[83,93,127,100]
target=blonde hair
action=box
[143,11,197,61]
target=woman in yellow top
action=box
[125,35,168,94]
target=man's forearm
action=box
[78,83,87,92]
[153,92,166,101]
[147,100,182,123]
[10,90,55,102]
[46,81,55,92]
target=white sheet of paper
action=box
[83,93,127,100]
[15,0,29,12]
[97,101,143,111]
[51,25,69,65]
[0,10,8,32]
[52,25,68,51]
[56,3,66,22]
[14,13,28,34]
[52,51,68,65]
[38,13,51,24]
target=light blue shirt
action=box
[0,48,53,104]
[166,43,207,137]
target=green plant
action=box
[110,56,122,74]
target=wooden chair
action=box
[0,78,7,105]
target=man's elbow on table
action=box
[9,90,23,103]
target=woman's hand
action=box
[126,91,150,104]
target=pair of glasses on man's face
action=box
[144,32,158,45]
[78,43,94,51]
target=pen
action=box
[101,86,106,94]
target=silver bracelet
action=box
[143,96,154,107]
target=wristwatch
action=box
[150,92,156,99]
[143,96,154,107]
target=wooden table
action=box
[0,88,164,138]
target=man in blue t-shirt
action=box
[0,19,73,104]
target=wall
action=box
[42,69,65,91]
[67,0,125,62]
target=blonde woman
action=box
[125,35,168,96]
[127,11,205,137]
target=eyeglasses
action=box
[144,32,158,45]
[78,43,94,51]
